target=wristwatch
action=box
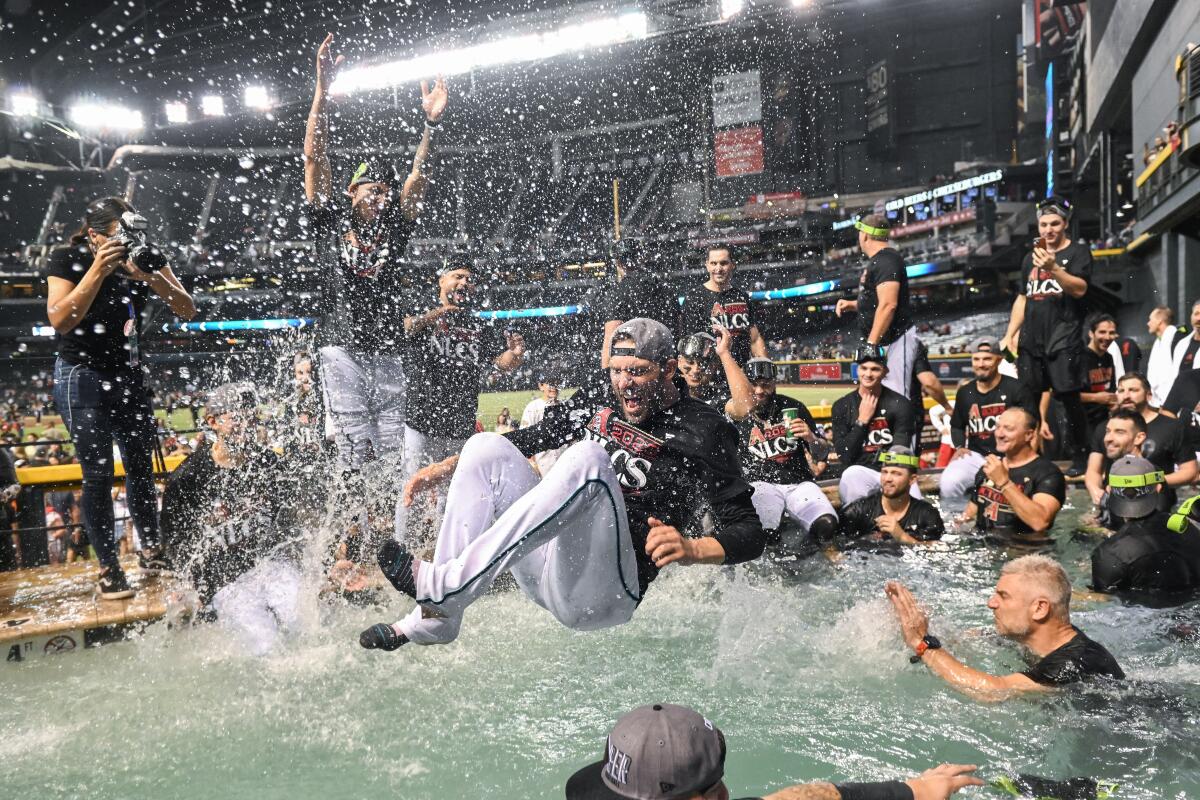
[909,634,941,663]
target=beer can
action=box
[782,407,799,439]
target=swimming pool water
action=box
[4,489,1199,799]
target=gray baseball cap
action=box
[204,382,258,416]
[1106,455,1165,519]
[565,704,726,800]
[611,318,675,364]
[970,336,1001,354]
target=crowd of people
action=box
[7,35,1200,800]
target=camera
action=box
[111,211,167,272]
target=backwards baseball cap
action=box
[745,357,776,382]
[204,382,258,417]
[1036,195,1072,220]
[1106,455,1165,519]
[879,445,920,472]
[611,318,675,364]
[566,704,726,800]
[970,336,1001,354]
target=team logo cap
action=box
[1106,455,1164,519]
[611,318,674,365]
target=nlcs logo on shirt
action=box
[585,408,663,490]
[747,422,798,463]
[1026,266,1064,300]
[967,401,1006,439]
[864,417,893,450]
[709,301,750,334]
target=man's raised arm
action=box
[400,77,448,222]
[304,34,342,205]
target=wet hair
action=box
[706,243,735,262]
[1087,312,1116,333]
[1107,408,1146,435]
[1151,305,1174,325]
[1001,555,1071,618]
[1117,372,1151,393]
[69,196,134,246]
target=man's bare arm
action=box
[304,34,342,204]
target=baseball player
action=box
[675,327,754,417]
[358,318,765,651]
[727,358,838,543]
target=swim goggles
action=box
[854,218,890,237]
[677,333,717,361]
[1106,469,1165,499]
[745,359,776,382]
[879,451,920,469]
[1167,495,1200,534]
[1036,196,1072,219]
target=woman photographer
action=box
[46,196,195,599]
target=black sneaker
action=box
[98,567,136,600]
[138,547,170,574]
[359,623,408,651]
[377,540,417,600]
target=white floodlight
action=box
[244,85,271,109]
[69,102,144,132]
[10,93,39,116]
[201,95,225,117]
[721,0,745,19]
[165,101,189,123]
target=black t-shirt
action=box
[686,376,731,412]
[856,248,911,346]
[1021,627,1125,685]
[830,386,916,469]
[1019,240,1092,357]
[1181,337,1200,373]
[46,245,152,372]
[1082,348,1117,427]
[1118,337,1142,374]
[1089,412,1194,508]
[679,284,757,364]
[1091,511,1200,598]
[404,305,508,438]
[160,441,300,607]
[950,376,1037,456]
[734,393,818,484]
[504,375,763,596]
[1162,369,1200,453]
[971,455,1066,540]
[304,201,415,354]
[839,493,945,542]
[600,272,680,332]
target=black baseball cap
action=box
[566,704,726,800]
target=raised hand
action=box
[316,33,345,93]
[421,76,448,123]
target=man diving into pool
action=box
[886,554,1124,700]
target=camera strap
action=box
[125,300,141,369]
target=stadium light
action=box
[164,101,189,123]
[720,0,745,20]
[201,95,225,117]
[69,102,144,132]
[332,10,649,94]
[243,85,271,110]
[10,93,39,116]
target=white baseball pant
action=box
[938,450,986,503]
[838,464,923,506]
[750,481,836,532]
[395,433,642,645]
[318,346,406,472]
[882,326,918,402]
[210,559,303,657]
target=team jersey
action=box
[160,442,301,607]
[949,375,1037,456]
[679,284,757,365]
[404,305,508,438]
[304,201,416,354]
[1091,511,1200,598]
[687,379,731,412]
[830,386,916,469]
[1082,348,1117,428]
[856,248,911,346]
[838,493,945,542]
[1019,240,1092,357]
[733,393,818,484]
[1088,412,1194,509]
[1163,369,1200,452]
[1021,627,1124,685]
[504,373,763,595]
[970,455,1066,541]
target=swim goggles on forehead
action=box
[878,451,920,469]
[745,359,776,382]
[1036,196,1072,219]
[1106,470,1165,498]
[854,218,890,237]
[677,333,717,361]
[1167,495,1200,534]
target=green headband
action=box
[1167,495,1200,534]
[879,451,920,469]
[854,219,890,238]
[350,162,370,185]
[1107,471,1165,489]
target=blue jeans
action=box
[52,358,160,569]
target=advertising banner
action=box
[715,126,764,178]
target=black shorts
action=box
[1018,348,1085,394]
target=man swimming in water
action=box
[886,555,1124,700]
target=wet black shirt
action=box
[950,376,1037,455]
[1019,241,1092,356]
[304,201,415,354]
[1021,627,1125,685]
[688,379,731,412]
[1091,511,1200,599]
[1163,369,1200,452]
[679,284,757,364]
[599,273,680,332]
[1089,413,1194,509]
[856,248,911,346]
[839,493,945,542]
[734,394,818,484]
[971,455,1066,540]
[404,306,508,438]
[160,441,301,607]
[46,245,151,372]
[1182,338,1200,373]
[1082,348,1117,428]
[831,387,916,469]
[504,375,763,595]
